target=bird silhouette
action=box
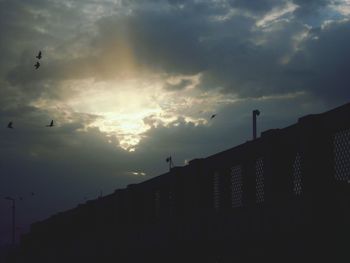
[36,51,42,59]
[210,114,217,119]
[7,121,13,129]
[46,120,54,127]
[34,61,40,69]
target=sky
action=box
[1,0,350,245]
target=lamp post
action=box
[4,196,15,247]
[253,109,260,140]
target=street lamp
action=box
[253,109,260,140]
[4,196,15,247]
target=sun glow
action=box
[61,78,167,151]
[34,74,235,151]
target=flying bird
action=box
[7,121,13,129]
[34,61,40,69]
[210,114,217,119]
[36,51,42,59]
[46,120,54,127]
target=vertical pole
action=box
[253,112,256,140]
[253,110,260,140]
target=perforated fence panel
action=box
[255,158,264,203]
[213,172,220,210]
[293,152,303,196]
[334,128,350,181]
[154,190,160,217]
[231,165,243,208]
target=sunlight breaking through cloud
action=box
[32,75,238,151]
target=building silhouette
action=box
[18,102,350,263]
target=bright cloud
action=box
[30,74,238,151]
[256,2,299,28]
[331,0,350,16]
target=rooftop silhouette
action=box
[13,102,350,263]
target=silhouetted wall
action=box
[18,103,350,263]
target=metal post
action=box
[166,156,173,171]
[253,110,260,140]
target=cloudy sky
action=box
[1,0,350,244]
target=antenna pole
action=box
[253,110,260,140]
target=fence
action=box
[19,102,350,263]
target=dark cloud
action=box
[286,20,350,104]
[94,6,207,75]
[1,0,346,95]
[293,0,332,18]
[229,0,287,13]
[5,0,346,103]
[90,0,349,105]
[88,2,284,98]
